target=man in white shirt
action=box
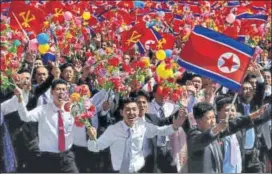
[87,97,186,173]
[14,79,79,173]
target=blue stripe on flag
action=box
[227,1,240,7]
[236,13,268,21]
[150,27,163,40]
[176,59,241,91]
[136,42,146,54]
[194,26,255,57]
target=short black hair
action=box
[153,84,159,93]
[191,74,202,79]
[135,90,150,102]
[60,63,73,72]
[216,97,234,112]
[18,69,31,74]
[193,102,214,119]
[245,74,257,82]
[119,97,137,110]
[51,79,67,89]
[262,69,271,74]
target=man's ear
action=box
[119,109,123,117]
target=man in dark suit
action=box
[187,101,270,173]
[236,81,272,173]
[3,65,60,172]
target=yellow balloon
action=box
[38,44,49,54]
[82,11,91,20]
[156,50,166,61]
[156,62,173,79]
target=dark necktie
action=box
[58,110,65,152]
[159,107,166,145]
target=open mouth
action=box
[128,115,137,121]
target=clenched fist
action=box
[87,127,97,140]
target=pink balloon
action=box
[28,39,38,51]
[75,18,82,26]
[226,13,236,24]
[64,11,73,21]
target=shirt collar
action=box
[152,99,163,111]
[51,102,64,113]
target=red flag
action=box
[121,22,146,52]
[8,2,45,34]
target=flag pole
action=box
[12,12,30,41]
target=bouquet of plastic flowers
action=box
[64,84,96,128]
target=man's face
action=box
[18,72,31,89]
[197,110,216,131]
[35,67,48,85]
[249,78,257,92]
[263,71,271,86]
[61,66,74,83]
[121,102,139,127]
[218,104,237,121]
[136,96,148,117]
[124,55,131,64]
[51,84,67,106]
[241,82,253,102]
[101,42,107,49]
[192,77,202,91]
[34,60,43,68]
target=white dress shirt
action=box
[1,96,20,115]
[18,101,74,153]
[87,119,175,172]
[139,116,152,157]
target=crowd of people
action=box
[0,0,272,173]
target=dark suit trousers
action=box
[72,145,100,173]
[157,142,177,173]
[38,150,78,173]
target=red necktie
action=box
[58,110,65,152]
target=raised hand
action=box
[87,126,97,140]
[173,107,188,130]
[249,104,269,120]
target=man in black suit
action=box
[236,81,272,173]
[3,65,60,172]
[187,101,270,173]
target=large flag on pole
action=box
[178,26,255,91]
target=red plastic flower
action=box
[88,105,96,113]
[64,102,71,112]
[108,57,120,67]
[74,116,84,127]
[171,92,180,103]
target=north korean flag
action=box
[178,26,255,91]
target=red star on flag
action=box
[220,54,238,71]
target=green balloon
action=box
[13,40,21,47]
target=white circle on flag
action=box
[217,52,240,74]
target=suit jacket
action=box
[188,115,255,173]
[236,101,272,172]
[3,75,54,152]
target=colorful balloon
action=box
[165,49,173,58]
[82,11,91,20]
[37,33,49,44]
[156,50,166,61]
[28,39,38,51]
[42,52,56,65]
[64,11,73,21]
[226,13,236,24]
[38,44,50,54]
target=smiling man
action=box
[15,79,78,173]
[87,97,186,173]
